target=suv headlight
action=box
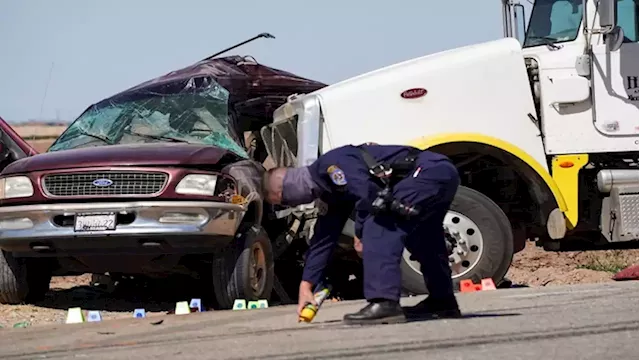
[175,174,218,196]
[0,176,34,199]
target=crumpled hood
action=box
[1,143,245,175]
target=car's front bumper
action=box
[0,201,247,256]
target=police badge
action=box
[327,165,347,186]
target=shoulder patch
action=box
[327,165,347,186]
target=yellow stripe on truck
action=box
[550,154,589,229]
[408,132,568,213]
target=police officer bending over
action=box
[263,143,462,325]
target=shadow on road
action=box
[407,313,522,322]
[312,312,521,326]
[31,261,534,314]
[35,277,214,313]
[405,311,521,323]
[29,264,363,313]
[458,312,521,319]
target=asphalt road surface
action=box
[0,281,637,360]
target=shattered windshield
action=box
[48,81,248,158]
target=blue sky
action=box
[0,0,531,123]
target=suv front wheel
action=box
[212,225,275,309]
[0,251,52,304]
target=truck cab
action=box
[260,0,639,294]
[519,0,638,244]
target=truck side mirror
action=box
[606,26,626,51]
[599,0,618,33]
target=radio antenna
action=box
[201,32,275,61]
[38,61,55,120]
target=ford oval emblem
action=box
[92,178,113,187]
[401,88,427,99]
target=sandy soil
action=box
[0,131,636,328]
[507,241,638,286]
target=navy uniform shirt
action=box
[301,144,446,285]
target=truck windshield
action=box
[48,83,248,158]
[523,0,584,48]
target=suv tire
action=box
[0,251,51,304]
[212,225,275,309]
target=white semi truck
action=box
[260,0,639,293]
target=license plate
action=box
[74,213,117,232]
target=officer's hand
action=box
[297,281,317,316]
[353,236,363,258]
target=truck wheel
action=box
[400,186,514,294]
[212,225,275,309]
[0,251,51,304]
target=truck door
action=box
[0,117,38,172]
[591,0,639,136]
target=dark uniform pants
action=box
[360,156,460,302]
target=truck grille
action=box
[42,171,168,197]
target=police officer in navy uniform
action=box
[263,143,462,324]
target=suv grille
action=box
[43,171,168,197]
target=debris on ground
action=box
[612,264,639,281]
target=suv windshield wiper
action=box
[79,131,113,145]
[127,130,189,143]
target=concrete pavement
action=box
[0,281,637,359]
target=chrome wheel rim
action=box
[402,210,484,279]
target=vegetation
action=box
[577,250,634,273]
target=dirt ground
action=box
[507,241,638,286]
[0,132,636,329]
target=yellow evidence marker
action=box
[66,307,85,324]
[175,301,191,315]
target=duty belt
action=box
[357,144,422,218]
[356,145,420,186]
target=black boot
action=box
[403,295,462,320]
[343,299,407,325]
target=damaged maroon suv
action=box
[0,54,325,308]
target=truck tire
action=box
[0,251,51,304]
[400,186,514,294]
[212,225,275,309]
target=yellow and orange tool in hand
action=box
[298,284,333,323]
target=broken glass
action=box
[48,80,249,159]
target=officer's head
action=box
[263,166,319,206]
